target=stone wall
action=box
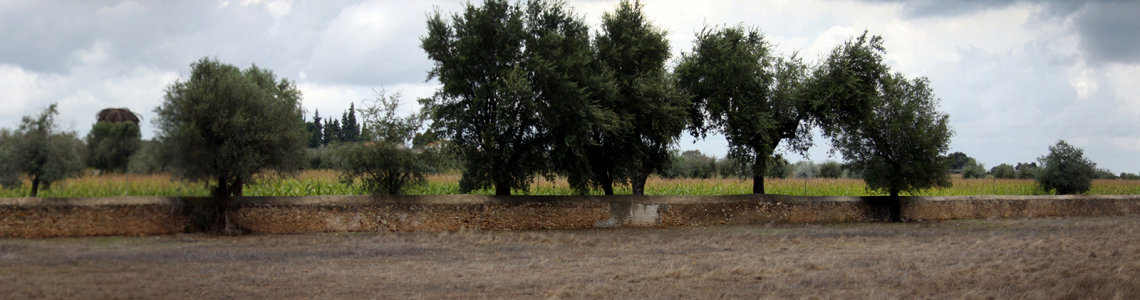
[0,197,185,238]
[2,194,1138,237]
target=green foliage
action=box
[305,110,323,148]
[1093,168,1117,180]
[0,104,86,197]
[808,32,889,140]
[336,89,437,195]
[1036,140,1096,195]
[589,0,688,195]
[793,161,819,178]
[339,103,361,143]
[86,121,141,172]
[154,57,307,198]
[945,152,971,173]
[1121,173,1140,180]
[127,140,170,174]
[961,158,987,179]
[766,155,793,179]
[1015,162,1039,179]
[990,163,1017,179]
[322,119,340,146]
[676,24,812,194]
[303,146,339,170]
[421,0,606,195]
[358,89,423,145]
[336,142,426,195]
[818,161,843,179]
[812,33,953,201]
[662,150,718,179]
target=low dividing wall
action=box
[2,194,1139,237]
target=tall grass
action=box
[1,171,1138,198]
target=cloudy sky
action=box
[2,0,1138,173]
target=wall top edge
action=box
[4,194,1138,207]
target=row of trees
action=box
[422,0,953,204]
[4,0,1119,229]
[660,150,851,180]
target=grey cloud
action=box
[301,1,441,86]
[856,0,1140,65]
[922,38,1139,172]
[1072,1,1140,64]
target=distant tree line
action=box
[304,103,362,148]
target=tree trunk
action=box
[889,189,901,222]
[602,182,614,195]
[214,175,232,234]
[752,155,767,194]
[30,175,40,197]
[631,168,650,195]
[234,177,244,197]
[494,183,511,196]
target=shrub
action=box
[127,140,170,174]
[960,159,986,179]
[336,142,428,195]
[1121,173,1140,180]
[663,150,718,179]
[1015,162,1039,179]
[1093,168,1118,180]
[818,161,843,179]
[793,161,819,178]
[990,163,1016,179]
[1037,140,1096,195]
[303,146,340,170]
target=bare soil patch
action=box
[2,216,1139,299]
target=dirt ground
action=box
[2,216,1139,299]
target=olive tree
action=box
[1036,140,1096,195]
[154,57,306,232]
[421,0,609,195]
[828,73,953,221]
[675,25,812,194]
[808,33,953,222]
[0,104,85,197]
[588,0,688,195]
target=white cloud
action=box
[266,1,292,18]
[1107,64,1140,120]
[0,65,51,124]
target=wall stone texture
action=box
[2,194,1139,237]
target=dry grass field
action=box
[2,170,1139,197]
[2,215,1138,299]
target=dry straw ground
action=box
[2,215,1138,299]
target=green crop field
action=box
[1,170,1138,198]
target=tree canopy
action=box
[154,57,306,231]
[675,25,811,194]
[831,74,953,198]
[589,0,687,195]
[336,89,432,195]
[1036,140,1096,195]
[421,0,608,195]
[0,104,85,197]
[86,119,141,173]
[807,33,953,222]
